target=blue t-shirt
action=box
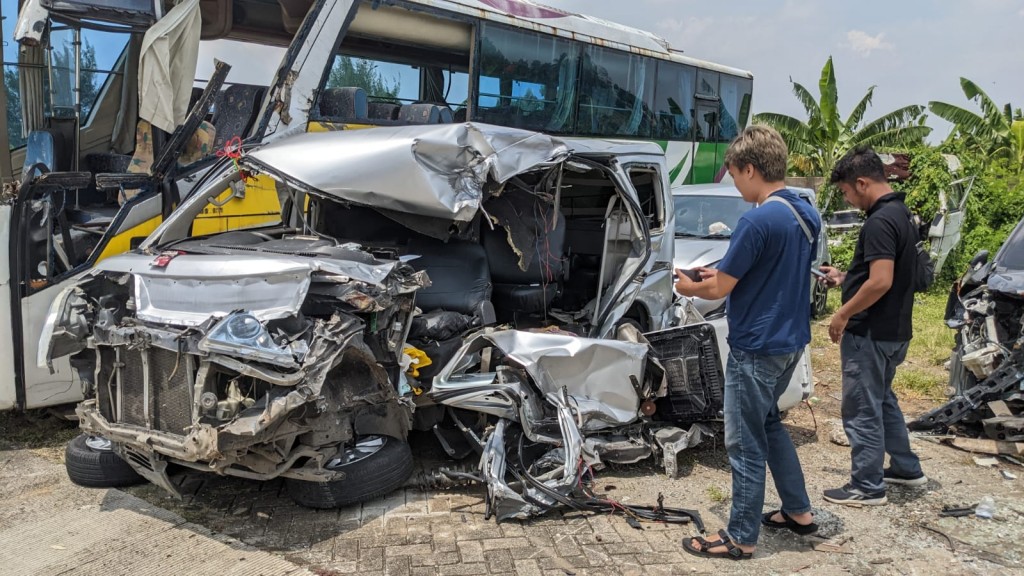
[716,189,821,355]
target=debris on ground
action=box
[810,535,854,554]
[827,419,850,446]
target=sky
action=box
[546,0,1024,141]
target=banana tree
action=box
[754,56,932,209]
[929,78,1024,170]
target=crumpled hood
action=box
[242,122,571,222]
[92,251,412,326]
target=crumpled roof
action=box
[243,122,572,222]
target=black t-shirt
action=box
[841,193,917,342]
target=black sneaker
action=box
[823,484,887,506]
[883,468,928,487]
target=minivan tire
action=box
[285,435,414,509]
[811,280,829,319]
[65,434,144,488]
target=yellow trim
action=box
[192,175,282,235]
[95,216,162,263]
[307,121,376,133]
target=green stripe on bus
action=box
[669,150,690,183]
[691,143,720,184]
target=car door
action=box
[590,161,658,338]
[929,176,974,275]
[7,173,164,409]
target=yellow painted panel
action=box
[192,174,282,235]
[95,216,162,263]
[307,121,375,133]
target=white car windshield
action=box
[673,194,755,238]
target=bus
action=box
[1,0,751,411]
[265,0,753,186]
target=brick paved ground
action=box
[118,432,1020,576]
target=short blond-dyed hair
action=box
[723,125,788,182]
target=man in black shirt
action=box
[819,147,926,506]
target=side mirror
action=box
[969,250,989,269]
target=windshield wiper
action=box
[674,232,703,238]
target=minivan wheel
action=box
[285,435,414,509]
[65,434,144,488]
[811,280,829,319]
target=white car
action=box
[672,183,829,411]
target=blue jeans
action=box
[841,332,922,494]
[724,348,811,546]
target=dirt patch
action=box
[0,410,78,464]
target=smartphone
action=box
[676,268,703,282]
[810,268,829,280]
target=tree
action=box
[929,78,1024,171]
[327,56,400,101]
[753,56,932,208]
[5,68,24,149]
[79,42,101,119]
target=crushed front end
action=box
[48,246,425,497]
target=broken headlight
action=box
[199,312,304,368]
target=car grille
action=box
[100,346,194,434]
[648,324,725,423]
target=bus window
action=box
[47,27,128,123]
[653,61,696,140]
[324,55,415,103]
[319,49,468,118]
[719,75,752,140]
[577,46,655,138]
[697,69,719,99]
[475,23,580,133]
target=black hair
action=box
[830,146,886,185]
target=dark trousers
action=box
[840,332,923,493]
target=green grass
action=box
[706,485,729,503]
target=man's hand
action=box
[819,265,845,288]
[828,310,849,343]
[674,268,698,296]
[697,267,717,280]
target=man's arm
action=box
[674,268,739,300]
[828,259,893,342]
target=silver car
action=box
[672,183,830,318]
[671,183,829,411]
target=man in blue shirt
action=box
[676,125,821,560]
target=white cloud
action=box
[844,30,894,56]
[1019,8,1024,17]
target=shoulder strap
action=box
[763,195,813,244]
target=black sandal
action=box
[682,529,753,560]
[761,509,819,535]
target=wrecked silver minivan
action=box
[42,123,720,510]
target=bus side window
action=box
[653,61,696,141]
[577,45,655,138]
[475,23,580,134]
